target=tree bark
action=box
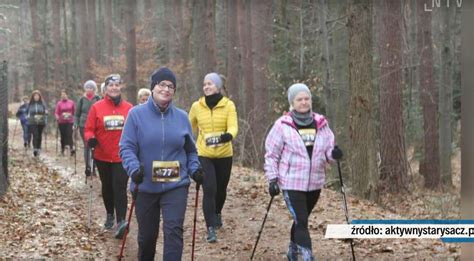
[438,7,453,187]
[62,0,70,85]
[378,0,409,193]
[417,0,440,189]
[194,0,217,94]
[319,0,334,123]
[237,0,253,117]
[347,0,378,200]
[52,0,62,88]
[105,0,113,66]
[30,0,43,89]
[77,0,91,80]
[251,0,272,163]
[226,0,241,108]
[87,0,99,63]
[125,0,137,104]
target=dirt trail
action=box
[1,118,460,260]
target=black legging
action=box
[58,123,73,152]
[95,159,129,222]
[198,156,232,228]
[283,190,321,249]
[29,124,45,150]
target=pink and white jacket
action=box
[55,99,75,124]
[264,113,335,191]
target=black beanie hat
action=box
[150,67,177,90]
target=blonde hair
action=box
[137,88,151,103]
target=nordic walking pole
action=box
[86,147,96,230]
[118,166,143,261]
[56,124,58,154]
[44,124,48,152]
[250,196,274,260]
[336,159,356,261]
[191,183,200,261]
[74,128,77,175]
[10,119,19,149]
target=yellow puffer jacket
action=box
[189,96,238,158]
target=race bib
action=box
[103,115,124,130]
[152,161,181,182]
[204,132,224,147]
[299,129,316,146]
[62,112,72,120]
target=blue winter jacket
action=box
[16,103,29,124]
[119,98,200,194]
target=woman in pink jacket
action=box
[264,83,343,261]
[55,89,76,156]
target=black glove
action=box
[332,145,343,160]
[88,137,98,148]
[220,133,233,143]
[269,180,280,197]
[85,167,92,177]
[192,168,204,185]
[131,166,144,185]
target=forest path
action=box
[0,118,460,260]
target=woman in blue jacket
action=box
[16,96,31,148]
[120,67,203,261]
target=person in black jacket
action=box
[27,90,48,157]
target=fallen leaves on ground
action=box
[1,119,461,259]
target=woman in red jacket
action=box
[84,74,132,238]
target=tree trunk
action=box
[62,0,70,85]
[417,0,440,189]
[226,0,241,108]
[30,0,43,89]
[378,0,408,193]
[251,0,272,164]
[328,0,350,186]
[105,0,113,65]
[438,7,453,187]
[161,0,172,64]
[180,0,194,107]
[319,0,334,123]
[52,0,62,88]
[194,0,217,94]
[347,0,378,200]
[125,0,137,104]
[77,0,91,80]
[237,0,253,117]
[87,0,99,63]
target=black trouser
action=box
[283,189,321,249]
[198,156,233,227]
[79,127,90,168]
[95,159,129,222]
[29,124,45,150]
[58,123,73,152]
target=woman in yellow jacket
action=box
[189,72,238,243]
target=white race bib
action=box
[152,161,181,183]
[299,128,316,146]
[103,115,125,130]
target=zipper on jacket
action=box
[161,112,165,161]
[211,109,214,132]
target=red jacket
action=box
[84,96,132,162]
